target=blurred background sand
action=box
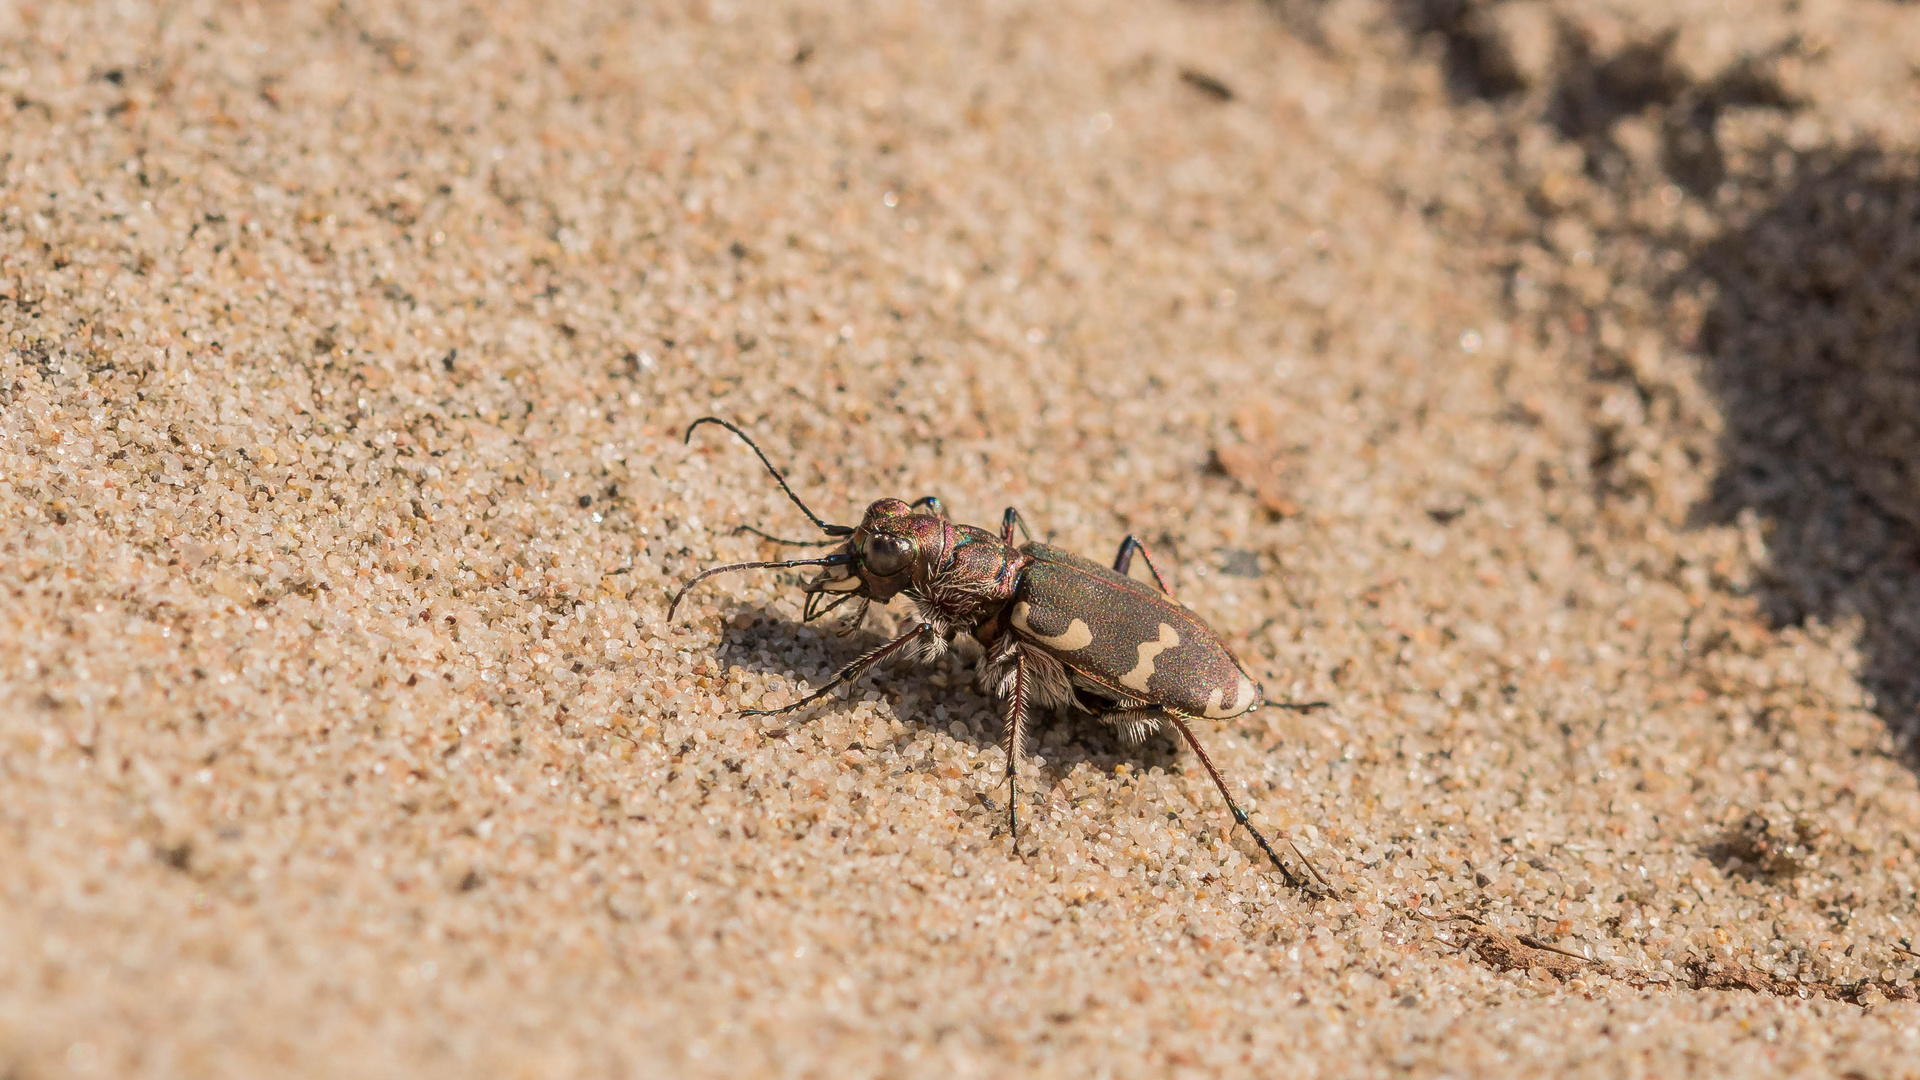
[5,0,1920,1075]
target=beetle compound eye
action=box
[862,536,914,577]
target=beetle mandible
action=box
[668,417,1328,891]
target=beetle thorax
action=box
[802,499,1026,637]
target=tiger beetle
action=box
[668,417,1330,893]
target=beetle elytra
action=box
[669,417,1328,891]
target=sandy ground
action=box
[6,0,1920,1076]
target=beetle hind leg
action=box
[1160,709,1329,894]
[1111,535,1176,597]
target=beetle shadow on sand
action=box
[1684,144,1920,769]
[710,603,1193,775]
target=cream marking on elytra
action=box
[1118,622,1181,691]
[1202,674,1259,718]
[1009,601,1093,651]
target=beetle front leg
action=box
[908,495,948,518]
[745,621,933,717]
[1112,535,1176,597]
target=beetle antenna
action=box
[685,417,854,537]
[668,552,852,621]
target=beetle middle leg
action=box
[1111,535,1176,596]
[982,639,1076,846]
[1001,648,1030,845]
[745,621,934,717]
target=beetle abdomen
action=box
[1011,544,1262,719]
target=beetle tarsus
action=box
[1231,805,1328,892]
[1249,819,1331,894]
[1007,776,1019,847]
[803,590,854,623]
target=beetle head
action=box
[802,498,947,615]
